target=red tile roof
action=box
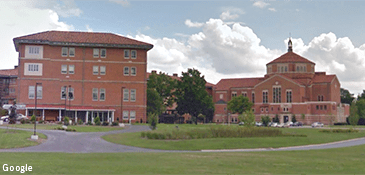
[13,31,153,50]
[267,52,315,65]
[215,77,264,91]
[312,72,336,83]
[0,68,18,76]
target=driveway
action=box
[1,125,365,153]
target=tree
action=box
[355,99,365,118]
[175,68,215,125]
[64,116,70,126]
[349,102,359,126]
[340,88,355,104]
[272,114,279,123]
[261,116,271,127]
[148,113,159,130]
[147,71,177,107]
[292,115,297,123]
[147,88,165,116]
[198,114,206,123]
[301,113,306,124]
[227,95,253,114]
[358,90,365,101]
[238,110,255,127]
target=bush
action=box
[272,115,280,123]
[87,121,93,125]
[78,119,83,125]
[261,116,271,127]
[136,121,139,124]
[65,128,77,132]
[38,120,44,124]
[112,122,119,126]
[292,115,297,123]
[20,119,29,124]
[30,115,36,123]
[102,121,109,126]
[94,117,101,126]
[334,122,348,125]
[57,121,63,125]
[64,116,70,126]
[148,113,159,130]
[319,129,359,133]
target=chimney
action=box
[151,70,157,74]
[173,73,178,77]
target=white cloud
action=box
[86,24,93,32]
[185,19,204,28]
[28,0,83,17]
[109,0,130,7]
[220,11,239,20]
[268,8,277,12]
[0,1,73,69]
[253,1,270,9]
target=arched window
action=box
[285,66,288,72]
[281,67,284,73]
[296,66,299,72]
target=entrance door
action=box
[284,116,289,123]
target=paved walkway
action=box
[1,125,365,153]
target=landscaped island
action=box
[0,129,47,149]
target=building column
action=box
[107,111,110,123]
[42,109,45,121]
[58,109,62,122]
[111,111,114,122]
[85,111,89,123]
[91,111,94,123]
[25,109,28,117]
[75,111,78,123]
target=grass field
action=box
[3,124,125,132]
[103,124,365,150]
[0,128,47,149]
[0,145,365,174]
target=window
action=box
[100,88,105,101]
[69,65,75,74]
[124,67,129,76]
[123,89,129,101]
[286,90,292,103]
[320,105,323,110]
[131,67,136,76]
[130,89,136,101]
[29,85,42,99]
[67,87,74,100]
[123,111,129,120]
[29,47,40,55]
[316,105,319,110]
[124,50,130,59]
[324,105,327,110]
[304,66,307,72]
[296,66,299,72]
[273,87,281,103]
[252,92,255,103]
[262,91,268,103]
[9,88,15,94]
[93,66,99,75]
[231,91,237,97]
[130,111,136,120]
[92,88,98,101]
[285,66,288,72]
[242,92,247,97]
[318,95,324,101]
[93,49,99,58]
[28,64,39,72]
[69,48,75,57]
[62,47,68,57]
[281,67,284,73]
[131,50,137,59]
[100,49,106,58]
[219,94,223,99]
[61,65,67,74]
[61,86,67,99]
[100,66,106,75]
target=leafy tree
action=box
[227,95,253,114]
[30,115,36,123]
[64,116,69,126]
[301,113,306,124]
[148,113,159,130]
[358,90,365,101]
[349,102,359,126]
[94,116,101,126]
[355,99,365,118]
[292,115,297,123]
[175,68,214,125]
[238,110,255,127]
[147,88,165,116]
[147,71,177,107]
[272,114,280,123]
[261,116,271,127]
[340,88,355,104]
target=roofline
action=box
[13,39,154,52]
[254,74,305,88]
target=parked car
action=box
[255,122,263,127]
[0,114,28,122]
[293,122,303,126]
[270,122,278,127]
[238,122,244,126]
[284,122,291,127]
[311,122,324,127]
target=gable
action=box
[254,74,305,89]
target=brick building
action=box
[213,39,350,125]
[0,67,18,105]
[13,31,153,123]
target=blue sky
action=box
[1,0,365,95]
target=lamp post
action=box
[68,85,72,122]
[64,86,67,120]
[32,82,42,140]
[121,87,125,123]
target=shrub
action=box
[63,116,70,126]
[57,121,63,125]
[78,119,83,125]
[87,121,93,125]
[38,120,44,124]
[261,116,271,127]
[102,121,109,126]
[292,115,297,123]
[334,122,348,125]
[112,122,119,126]
[94,116,101,126]
[136,121,139,124]
[239,110,255,127]
[20,119,28,124]
[319,129,359,133]
[66,128,77,132]
[30,115,36,123]
[148,113,159,130]
[273,115,280,123]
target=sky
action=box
[1,0,365,96]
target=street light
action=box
[33,82,42,140]
[68,85,72,122]
[121,87,125,122]
[64,85,67,120]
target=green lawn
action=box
[103,124,365,150]
[1,145,365,174]
[3,124,125,132]
[0,129,47,149]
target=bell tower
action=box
[288,38,293,52]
